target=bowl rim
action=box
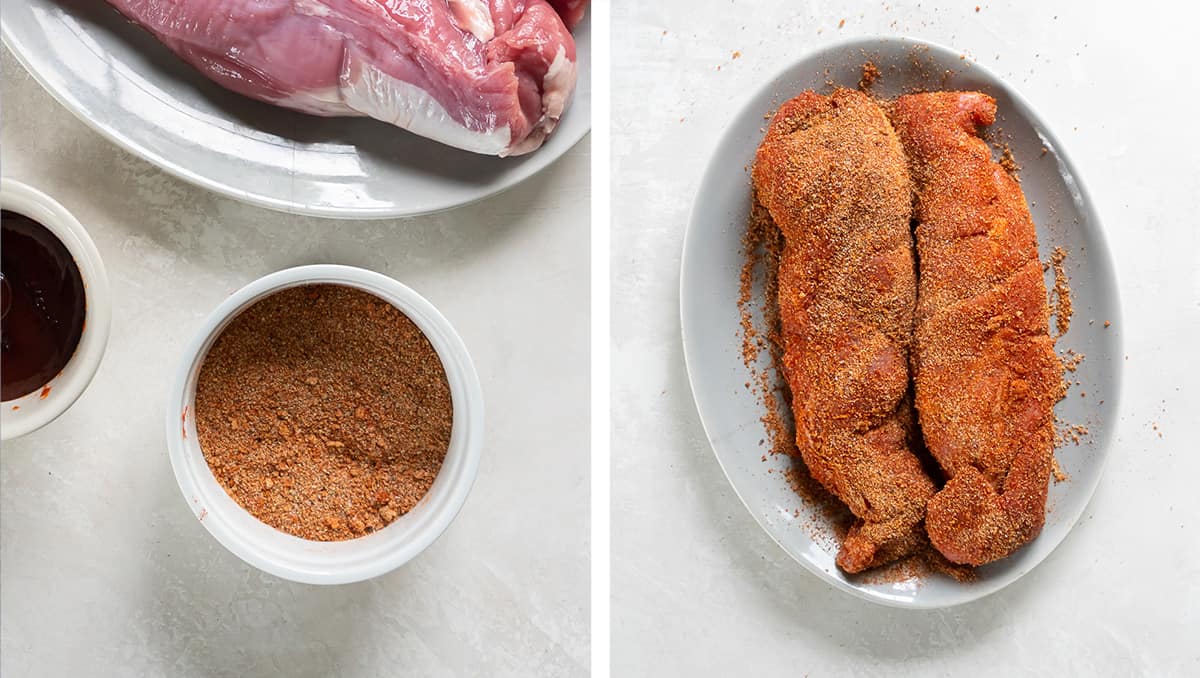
[679,35,1123,609]
[0,178,112,441]
[165,264,484,584]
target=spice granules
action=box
[738,195,791,460]
[194,284,452,541]
[740,83,1087,582]
[1049,246,1074,338]
[859,61,881,90]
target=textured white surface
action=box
[613,1,1199,675]
[1,48,589,677]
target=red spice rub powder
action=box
[738,196,792,459]
[194,284,452,541]
[859,61,881,90]
[1049,246,1073,338]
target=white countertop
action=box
[1,49,590,677]
[613,1,1199,675]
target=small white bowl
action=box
[1,179,112,440]
[166,265,484,584]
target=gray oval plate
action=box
[1,1,591,218]
[681,37,1122,608]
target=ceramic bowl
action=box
[680,36,1122,608]
[1,178,112,441]
[166,265,484,584]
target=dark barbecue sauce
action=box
[1,210,86,401]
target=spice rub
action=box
[752,88,936,573]
[1049,246,1073,338]
[890,92,1065,566]
[194,284,452,541]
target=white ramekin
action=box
[166,265,484,584]
[1,178,112,441]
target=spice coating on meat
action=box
[890,92,1064,566]
[752,88,936,573]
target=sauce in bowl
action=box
[1,209,86,401]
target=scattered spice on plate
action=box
[999,145,1021,177]
[1062,349,1085,372]
[859,61,881,90]
[1051,456,1069,483]
[1049,246,1073,338]
[194,284,452,541]
[738,196,791,459]
[1055,417,1090,447]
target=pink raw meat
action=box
[547,0,588,29]
[106,0,580,156]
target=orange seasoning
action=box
[194,284,452,541]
